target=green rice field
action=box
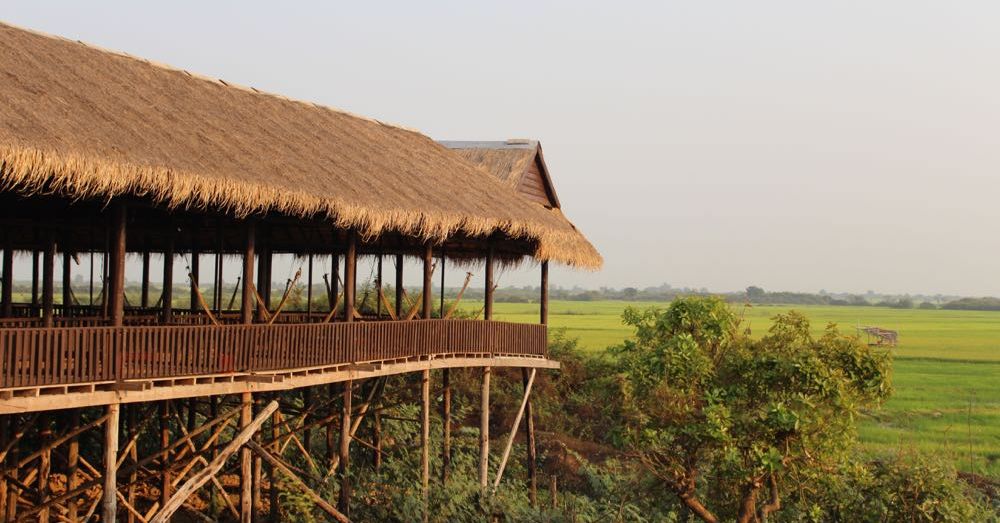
[491,301,1000,478]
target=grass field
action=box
[491,301,1000,478]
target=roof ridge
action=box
[0,19,424,135]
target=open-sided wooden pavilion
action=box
[0,22,600,522]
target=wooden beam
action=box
[109,203,126,326]
[493,369,537,490]
[102,404,120,523]
[479,367,491,490]
[151,400,277,523]
[245,441,350,523]
[241,222,255,325]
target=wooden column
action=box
[338,380,352,516]
[108,203,126,327]
[439,252,446,316]
[540,261,549,325]
[484,245,494,320]
[256,245,271,322]
[189,241,200,312]
[67,409,80,522]
[421,369,430,519]
[344,232,356,323]
[161,232,174,325]
[127,407,138,523]
[0,247,12,318]
[4,415,17,522]
[306,254,314,316]
[42,234,55,328]
[141,251,151,309]
[375,254,382,318]
[479,367,491,490]
[240,392,253,523]
[268,399,279,523]
[241,222,255,325]
[102,404,120,523]
[330,254,340,311]
[31,251,39,308]
[422,244,433,319]
[394,254,404,319]
[441,368,451,483]
[159,402,171,514]
[62,251,72,316]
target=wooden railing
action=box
[0,320,547,389]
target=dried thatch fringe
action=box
[0,145,602,269]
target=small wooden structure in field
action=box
[859,326,899,347]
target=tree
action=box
[614,296,892,522]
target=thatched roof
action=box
[441,140,561,208]
[0,22,601,270]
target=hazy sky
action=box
[6,2,1000,296]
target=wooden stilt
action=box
[67,409,80,522]
[479,367,491,490]
[268,397,280,523]
[240,392,253,523]
[102,404,120,523]
[252,398,264,515]
[208,396,218,517]
[246,441,350,523]
[494,369,536,490]
[38,416,52,523]
[0,417,7,519]
[127,407,138,523]
[326,385,336,467]
[550,476,558,510]
[421,369,430,521]
[159,402,172,515]
[441,368,451,484]
[303,387,313,454]
[373,406,382,471]
[4,415,17,522]
[523,369,538,506]
[337,380,352,516]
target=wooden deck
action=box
[0,319,547,391]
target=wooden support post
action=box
[67,409,80,522]
[338,380,352,516]
[421,369,430,520]
[540,261,549,326]
[484,244,494,321]
[479,367,491,490]
[344,232,356,323]
[127,406,138,523]
[439,251,446,316]
[326,385,336,467]
[330,254,340,311]
[141,251,151,309]
[268,399,280,523]
[256,244,271,322]
[101,233,109,317]
[162,231,174,325]
[376,254,383,318]
[214,220,224,311]
[550,476,558,509]
[62,251,72,316]
[31,250,39,308]
[303,387,313,455]
[394,254,404,319]
[252,399,264,515]
[441,368,451,484]
[102,404,120,523]
[42,233,55,328]
[306,254,313,316]
[422,243,433,319]
[240,392,253,523]
[245,441,350,523]
[109,203,126,326]
[523,369,538,505]
[241,222,255,325]
[4,415,17,522]
[373,406,382,471]
[38,416,52,523]
[0,416,7,519]
[1,247,12,318]
[159,402,171,514]
[190,241,200,312]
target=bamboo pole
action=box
[421,369,430,522]
[479,367,491,490]
[159,402,171,512]
[493,369,537,490]
[102,404,120,523]
[338,380,352,516]
[240,393,253,523]
[441,368,451,484]
[151,401,277,523]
